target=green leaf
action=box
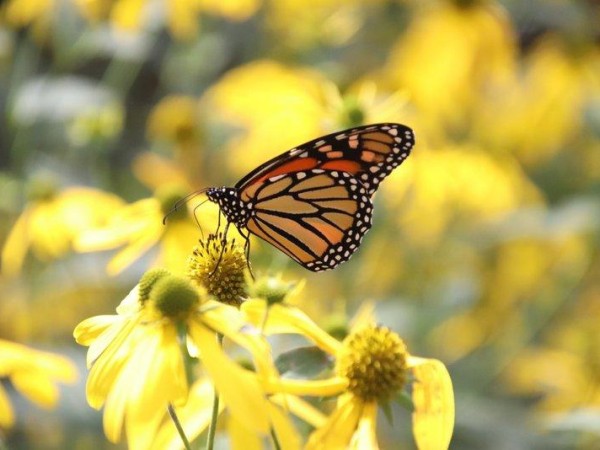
[395,391,414,412]
[275,346,332,379]
[381,401,394,426]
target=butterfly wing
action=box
[236,123,414,198]
[245,170,372,271]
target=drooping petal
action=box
[86,317,143,408]
[188,321,271,435]
[265,376,348,398]
[349,401,379,450]
[408,356,455,450]
[125,323,188,450]
[201,305,275,378]
[267,401,302,450]
[229,414,263,450]
[241,300,342,355]
[150,378,221,450]
[106,225,162,275]
[305,394,363,450]
[270,393,327,428]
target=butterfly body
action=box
[205,123,414,272]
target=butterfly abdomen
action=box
[206,187,250,228]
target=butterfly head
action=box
[206,187,249,228]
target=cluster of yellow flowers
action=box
[72,237,454,450]
[1,0,598,448]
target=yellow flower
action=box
[74,183,214,275]
[150,376,305,450]
[384,1,516,131]
[74,269,274,449]
[1,180,124,277]
[0,339,77,429]
[242,300,455,449]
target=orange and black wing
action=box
[245,170,372,271]
[235,123,414,198]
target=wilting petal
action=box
[408,356,455,450]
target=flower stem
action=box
[206,333,224,450]
[168,404,192,450]
[270,427,282,450]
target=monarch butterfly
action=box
[184,123,414,272]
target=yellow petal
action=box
[270,393,327,429]
[125,324,187,450]
[229,414,263,450]
[11,370,60,408]
[1,208,33,277]
[189,321,270,434]
[73,315,121,347]
[349,401,379,450]
[151,378,221,450]
[267,401,302,450]
[86,317,142,408]
[265,376,348,398]
[408,357,455,450]
[241,300,342,355]
[305,394,363,450]
[0,385,15,428]
[201,305,276,378]
[106,226,162,275]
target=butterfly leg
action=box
[237,227,254,280]
[209,221,230,278]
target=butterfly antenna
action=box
[192,198,210,239]
[162,188,209,225]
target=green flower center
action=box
[149,275,200,320]
[187,233,247,307]
[335,325,408,402]
[248,276,295,306]
[138,268,171,304]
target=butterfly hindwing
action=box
[236,123,414,198]
[245,170,372,271]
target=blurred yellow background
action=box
[0,0,599,448]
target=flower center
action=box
[335,325,409,403]
[149,274,200,320]
[187,233,247,307]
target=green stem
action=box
[206,334,224,450]
[270,427,282,450]
[168,404,192,450]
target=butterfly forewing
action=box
[245,170,372,271]
[236,123,414,198]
